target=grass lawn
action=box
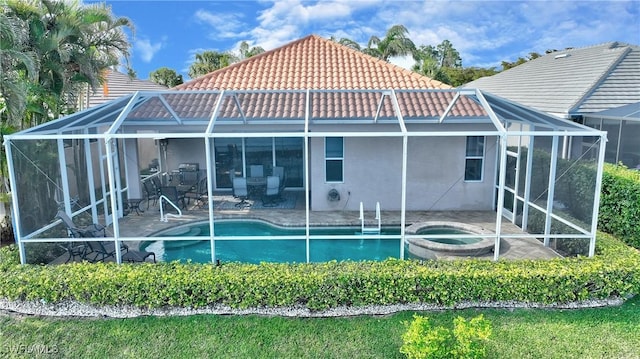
[0,295,638,359]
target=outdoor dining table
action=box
[176,184,195,194]
[246,176,267,198]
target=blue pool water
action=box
[143,220,404,263]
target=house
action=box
[464,42,640,167]
[77,69,168,110]
[5,35,606,264]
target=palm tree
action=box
[188,51,234,79]
[1,0,134,232]
[3,0,133,126]
[0,11,37,127]
[364,25,416,62]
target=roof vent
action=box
[554,53,570,59]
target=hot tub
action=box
[405,221,495,258]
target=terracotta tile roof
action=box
[174,35,451,91]
[126,90,487,122]
[126,35,488,123]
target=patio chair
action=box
[142,180,159,209]
[249,164,264,178]
[232,177,250,208]
[185,176,208,208]
[272,166,287,193]
[151,176,163,195]
[262,176,282,207]
[159,186,187,210]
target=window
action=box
[325,137,343,182]
[465,136,485,181]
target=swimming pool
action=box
[143,220,405,263]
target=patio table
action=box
[176,184,194,194]
[246,177,267,198]
[125,198,144,215]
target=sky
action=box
[95,0,640,81]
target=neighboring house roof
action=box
[464,42,640,118]
[175,34,451,90]
[585,101,640,121]
[79,70,167,109]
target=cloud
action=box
[193,0,639,69]
[194,9,248,39]
[134,37,164,63]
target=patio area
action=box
[97,191,559,262]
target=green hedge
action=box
[0,232,638,311]
[599,164,640,249]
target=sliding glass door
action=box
[214,137,303,189]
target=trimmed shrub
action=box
[599,164,640,249]
[400,314,492,359]
[0,232,638,311]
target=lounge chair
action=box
[84,240,129,262]
[56,211,128,262]
[56,210,106,238]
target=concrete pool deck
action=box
[109,192,560,261]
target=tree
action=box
[149,67,184,87]
[328,36,362,51]
[413,40,470,86]
[501,52,542,71]
[238,41,265,60]
[436,40,462,68]
[0,10,37,127]
[364,24,416,61]
[0,0,134,229]
[188,51,233,79]
[412,56,450,84]
[442,67,499,87]
[127,67,137,79]
[2,0,133,127]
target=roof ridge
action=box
[312,35,450,89]
[551,41,637,54]
[174,35,319,90]
[569,45,633,113]
[175,34,449,90]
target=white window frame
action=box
[464,136,485,182]
[325,137,344,183]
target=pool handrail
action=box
[159,195,182,222]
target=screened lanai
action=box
[5,89,607,265]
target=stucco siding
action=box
[310,136,496,211]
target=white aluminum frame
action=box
[4,88,607,265]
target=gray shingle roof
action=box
[79,70,167,109]
[464,42,640,117]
